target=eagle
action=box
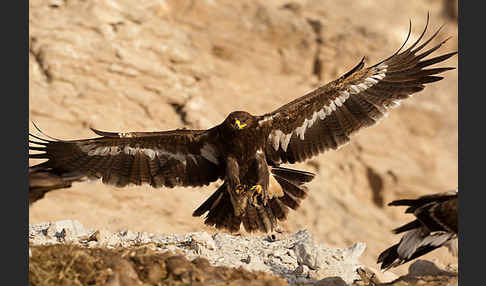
[29,16,456,233]
[377,190,458,271]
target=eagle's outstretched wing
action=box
[260,15,457,165]
[377,190,458,271]
[29,126,224,188]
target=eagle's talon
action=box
[250,184,263,194]
[249,184,265,204]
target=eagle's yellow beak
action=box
[234,119,247,129]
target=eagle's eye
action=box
[234,119,247,130]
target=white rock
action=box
[294,235,320,269]
[191,232,216,250]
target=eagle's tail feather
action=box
[273,175,308,200]
[269,198,289,220]
[241,201,280,233]
[197,189,276,233]
[271,166,314,211]
[192,183,243,233]
[270,166,315,185]
[193,166,315,233]
[192,183,226,217]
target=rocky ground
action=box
[29,0,458,284]
[29,220,458,286]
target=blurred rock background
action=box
[29,0,458,279]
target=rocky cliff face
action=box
[29,0,458,281]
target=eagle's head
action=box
[225,111,256,131]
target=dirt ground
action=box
[29,245,288,286]
[29,244,458,286]
[29,0,458,280]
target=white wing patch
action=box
[295,122,307,140]
[267,64,388,152]
[270,130,283,150]
[258,114,276,126]
[365,77,379,85]
[348,63,387,95]
[349,85,360,94]
[79,143,199,165]
[200,143,219,165]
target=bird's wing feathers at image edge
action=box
[377,190,458,270]
[259,15,456,165]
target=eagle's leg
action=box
[249,150,270,206]
[225,157,248,217]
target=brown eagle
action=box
[29,17,456,233]
[377,190,458,271]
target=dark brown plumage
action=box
[29,167,85,205]
[29,15,456,233]
[377,190,458,271]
